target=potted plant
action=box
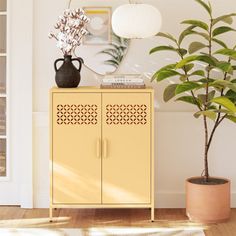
[150,0,236,223]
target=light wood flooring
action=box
[0,207,236,235]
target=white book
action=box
[103,74,144,83]
[102,78,144,83]
[102,82,145,86]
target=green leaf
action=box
[156,32,177,43]
[177,48,188,56]
[151,64,177,82]
[211,80,234,90]
[208,90,216,101]
[181,20,209,31]
[189,42,208,54]
[214,109,234,114]
[212,13,236,25]
[215,62,233,73]
[178,26,196,45]
[176,55,217,68]
[212,26,236,37]
[190,31,210,40]
[214,48,236,59]
[223,81,236,92]
[156,70,180,82]
[212,38,228,48]
[190,70,205,76]
[179,75,188,82]
[150,45,176,54]
[176,96,200,106]
[197,94,207,104]
[198,78,215,83]
[198,90,215,104]
[178,29,210,44]
[163,84,178,102]
[226,115,236,123]
[211,97,236,113]
[175,81,201,95]
[194,110,217,121]
[195,0,212,16]
[184,63,195,72]
[225,89,236,103]
[179,30,210,44]
[176,55,199,68]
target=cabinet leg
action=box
[151,207,155,222]
[49,207,53,222]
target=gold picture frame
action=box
[83,7,112,45]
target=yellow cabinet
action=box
[50,87,155,221]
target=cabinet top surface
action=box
[51,86,154,93]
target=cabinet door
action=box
[52,92,101,204]
[102,93,151,204]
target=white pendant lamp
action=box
[112,3,162,39]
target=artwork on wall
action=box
[83,7,111,45]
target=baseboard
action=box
[157,192,236,208]
[33,192,236,208]
[155,192,185,208]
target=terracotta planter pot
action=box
[186,176,231,223]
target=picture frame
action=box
[83,7,112,45]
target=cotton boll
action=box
[84,17,90,23]
[54,23,60,29]
[80,15,87,22]
[56,41,64,49]
[80,28,88,36]
[72,39,78,46]
[76,8,84,15]
[65,44,72,53]
[74,19,81,27]
[68,19,75,27]
[57,32,66,41]
[63,9,70,17]
[48,32,54,39]
[72,10,77,17]
[59,15,65,22]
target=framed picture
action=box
[83,7,111,45]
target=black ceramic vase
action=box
[54,55,83,88]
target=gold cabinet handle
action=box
[103,139,108,158]
[96,138,101,158]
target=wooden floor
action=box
[0,207,236,235]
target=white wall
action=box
[33,0,236,207]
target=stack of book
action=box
[100,75,146,89]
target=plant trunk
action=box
[204,116,209,181]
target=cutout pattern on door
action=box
[106,104,147,125]
[56,104,98,125]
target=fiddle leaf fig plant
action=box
[150,0,236,182]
